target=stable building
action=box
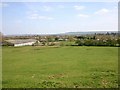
[5,39,37,47]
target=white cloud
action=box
[28,13,54,20]
[95,8,110,15]
[24,3,53,12]
[0,3,9,8]
[38,16,54,20]
[78,14,90,18]
[42,6,52,12]
[28,13,39,19]
[41,16,54,20]
[74,5,85,10]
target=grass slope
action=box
[2,46,118,88]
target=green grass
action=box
[2,46,118,88]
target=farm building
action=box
[5,39,37,47]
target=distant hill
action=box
[4,31,118,36]
[63,31,118,35]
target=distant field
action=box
[2,46,118,88]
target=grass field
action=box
[2,46,118,88]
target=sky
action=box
[0,2,118,35]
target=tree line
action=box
[74,34,120,47]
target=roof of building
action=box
[5,39,37,44]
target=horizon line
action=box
[3,30,118,36]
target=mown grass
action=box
[2,46,118,88]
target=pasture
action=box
[2,46,118,88]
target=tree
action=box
[55,37,59,41]
[75,40,84,46]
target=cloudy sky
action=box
[1,2,118,35]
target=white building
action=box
[5,39,37,47]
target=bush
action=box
[75,39,119,47]
[75,40,84,46]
